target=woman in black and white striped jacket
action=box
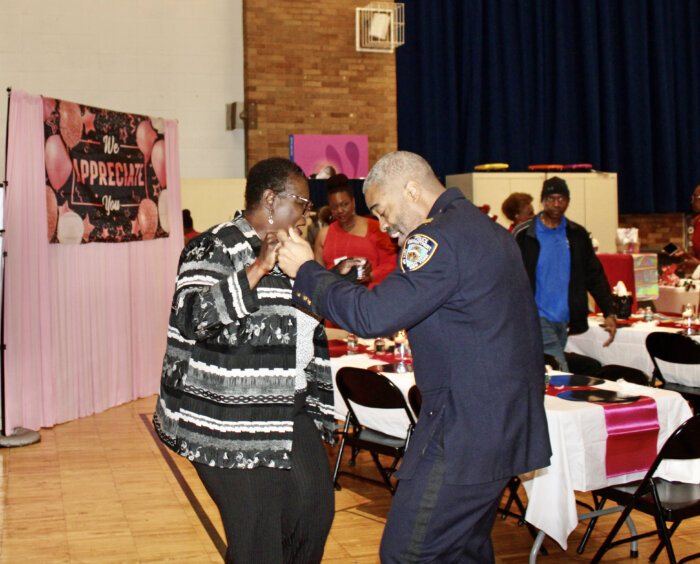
[154,158,335,564]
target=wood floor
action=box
[1,395,698,563]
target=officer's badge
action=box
[401,234,438,272]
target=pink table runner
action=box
[546,385,659,477]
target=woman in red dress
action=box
[314,174,397,288]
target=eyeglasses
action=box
[280,192,313,214]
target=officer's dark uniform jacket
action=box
[513,215,615,335]
[292,188,552,485]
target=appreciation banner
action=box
[43,97,170,243]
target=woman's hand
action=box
[258,231,280,272]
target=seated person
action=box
[501,192,534,232]
[314,173,398,288]
[672,184,700,273]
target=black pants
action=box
[194,410,335,564]
[380,432,509,563]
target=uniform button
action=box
[429,410,435,416]
[295,291,301,297]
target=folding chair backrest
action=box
[543,353,561,372]
[596,364,649,386]
[336,367,416,428]
[646,332,700,365]
[645,332,700,385]
[407,385,422,417]
[655,414,700,463]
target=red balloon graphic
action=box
[46,185,58,239]
[42,97,56,122]
[151,139,167,187]
[57,211,83,244]
[136,120,157,163]
[58,101,83,148]
[158,189,170,234]
[138,199,158,240]
[45,135,72,190]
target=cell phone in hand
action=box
[663,242,679,255]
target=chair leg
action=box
[500,479,518,520]
[369,451,396,494]
[652,513,677,564]
[590,503,636,563]
[577,495,605,554]
[650,521,680,563]
[332,437,346,490]
[332,420,351,490]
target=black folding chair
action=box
[407,384,422,418]
[646,332,700,412]
[565,351,602,376]
[543,353,561,371]
[596,364,650,386]
[333,367,416,494]
[588,414,700,563]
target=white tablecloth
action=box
[330,348,699,553]
[521,380,696,550]
[566,319,700,387]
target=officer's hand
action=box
[277,227,314,278]
[335,258,373,284]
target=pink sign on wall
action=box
[289,134,369,178]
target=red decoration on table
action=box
[660,263,681,287]
[597,253,638,312]
[601,396,659,477]
[327,339,369,358]
[371,351,402,363]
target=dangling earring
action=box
[268,210,274,224]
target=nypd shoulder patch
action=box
[401,234,438,272]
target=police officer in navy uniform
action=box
[278,151,551,563]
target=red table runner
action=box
[327,339,369,357]
[327,339,412,363]
[547,385,659,478]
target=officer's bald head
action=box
[363,151,436,196]
[363,152,444,244]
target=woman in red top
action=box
[314,174,397,288]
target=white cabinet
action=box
[445,172,619,253]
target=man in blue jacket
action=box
[513,177,616,372]
[278,151,551,563]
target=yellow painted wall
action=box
[180,178,246,233]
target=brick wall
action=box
[619,213,686,251]
[243,0,397,172]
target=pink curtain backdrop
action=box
[4,90,183,431]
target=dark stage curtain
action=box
[396,0,700,214]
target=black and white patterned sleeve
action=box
[171,234,259,341]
